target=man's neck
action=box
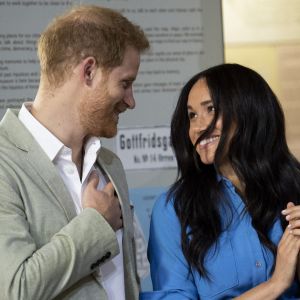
[32,84,86,174]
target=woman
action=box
[140,64,300,299]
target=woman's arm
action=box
[142,197,300,300]
[282,202,300,282]
[234,225,300,300]
[140,194,198,300]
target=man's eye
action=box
[122,81,131,89]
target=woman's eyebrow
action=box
[187,99,212,110]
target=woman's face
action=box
[187,78,222,165]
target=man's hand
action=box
[82,172,123,231]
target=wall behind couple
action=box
[222,0,300,160]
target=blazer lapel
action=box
[26,145,77,221]
[1,109,77,221]
[96,148,134,239]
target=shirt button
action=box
[65,165,74,174]
[255,261,262,268]
[62,148,71,155]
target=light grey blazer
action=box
[0,109,140,300]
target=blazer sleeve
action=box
[139,193,199,300]
[0,175,119,300]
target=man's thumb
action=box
[87,171,100,188]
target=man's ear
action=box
[83,57,97,85]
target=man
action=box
[0,5,149,300]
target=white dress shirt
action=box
[18,103,125,300]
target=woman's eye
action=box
[188,111,197,120]
[207,105,215,113]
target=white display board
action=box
[0,0,224,187]
[116,126,176,170]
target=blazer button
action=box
[99,251,111,263]
[90,262,97,270]
[104,251,111,259]
[90,252,112,269]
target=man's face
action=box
[79,46,140,138]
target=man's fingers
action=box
[103,181,115,197]
[87,171,100,188]
[83,173,122,231]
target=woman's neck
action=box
[219,162,245,195]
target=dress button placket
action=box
[255,261,262,268]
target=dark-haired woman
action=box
[140,64,300,299]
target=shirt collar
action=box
[18,102,65,161]
[82,136,101,181]
[84,136,101,155]
[18,102,102,163]
[216,173,236,189]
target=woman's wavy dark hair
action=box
[168,63,300,278]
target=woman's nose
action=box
[191,115,210,132]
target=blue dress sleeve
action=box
[139,193,199,300]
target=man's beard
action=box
[78,89,118,138]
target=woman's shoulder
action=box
[153,191,175,211]
[151,191,177,222]
[149,191,182,242]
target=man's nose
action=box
[124,87,135,109]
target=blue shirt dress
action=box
[140,177,300,299]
